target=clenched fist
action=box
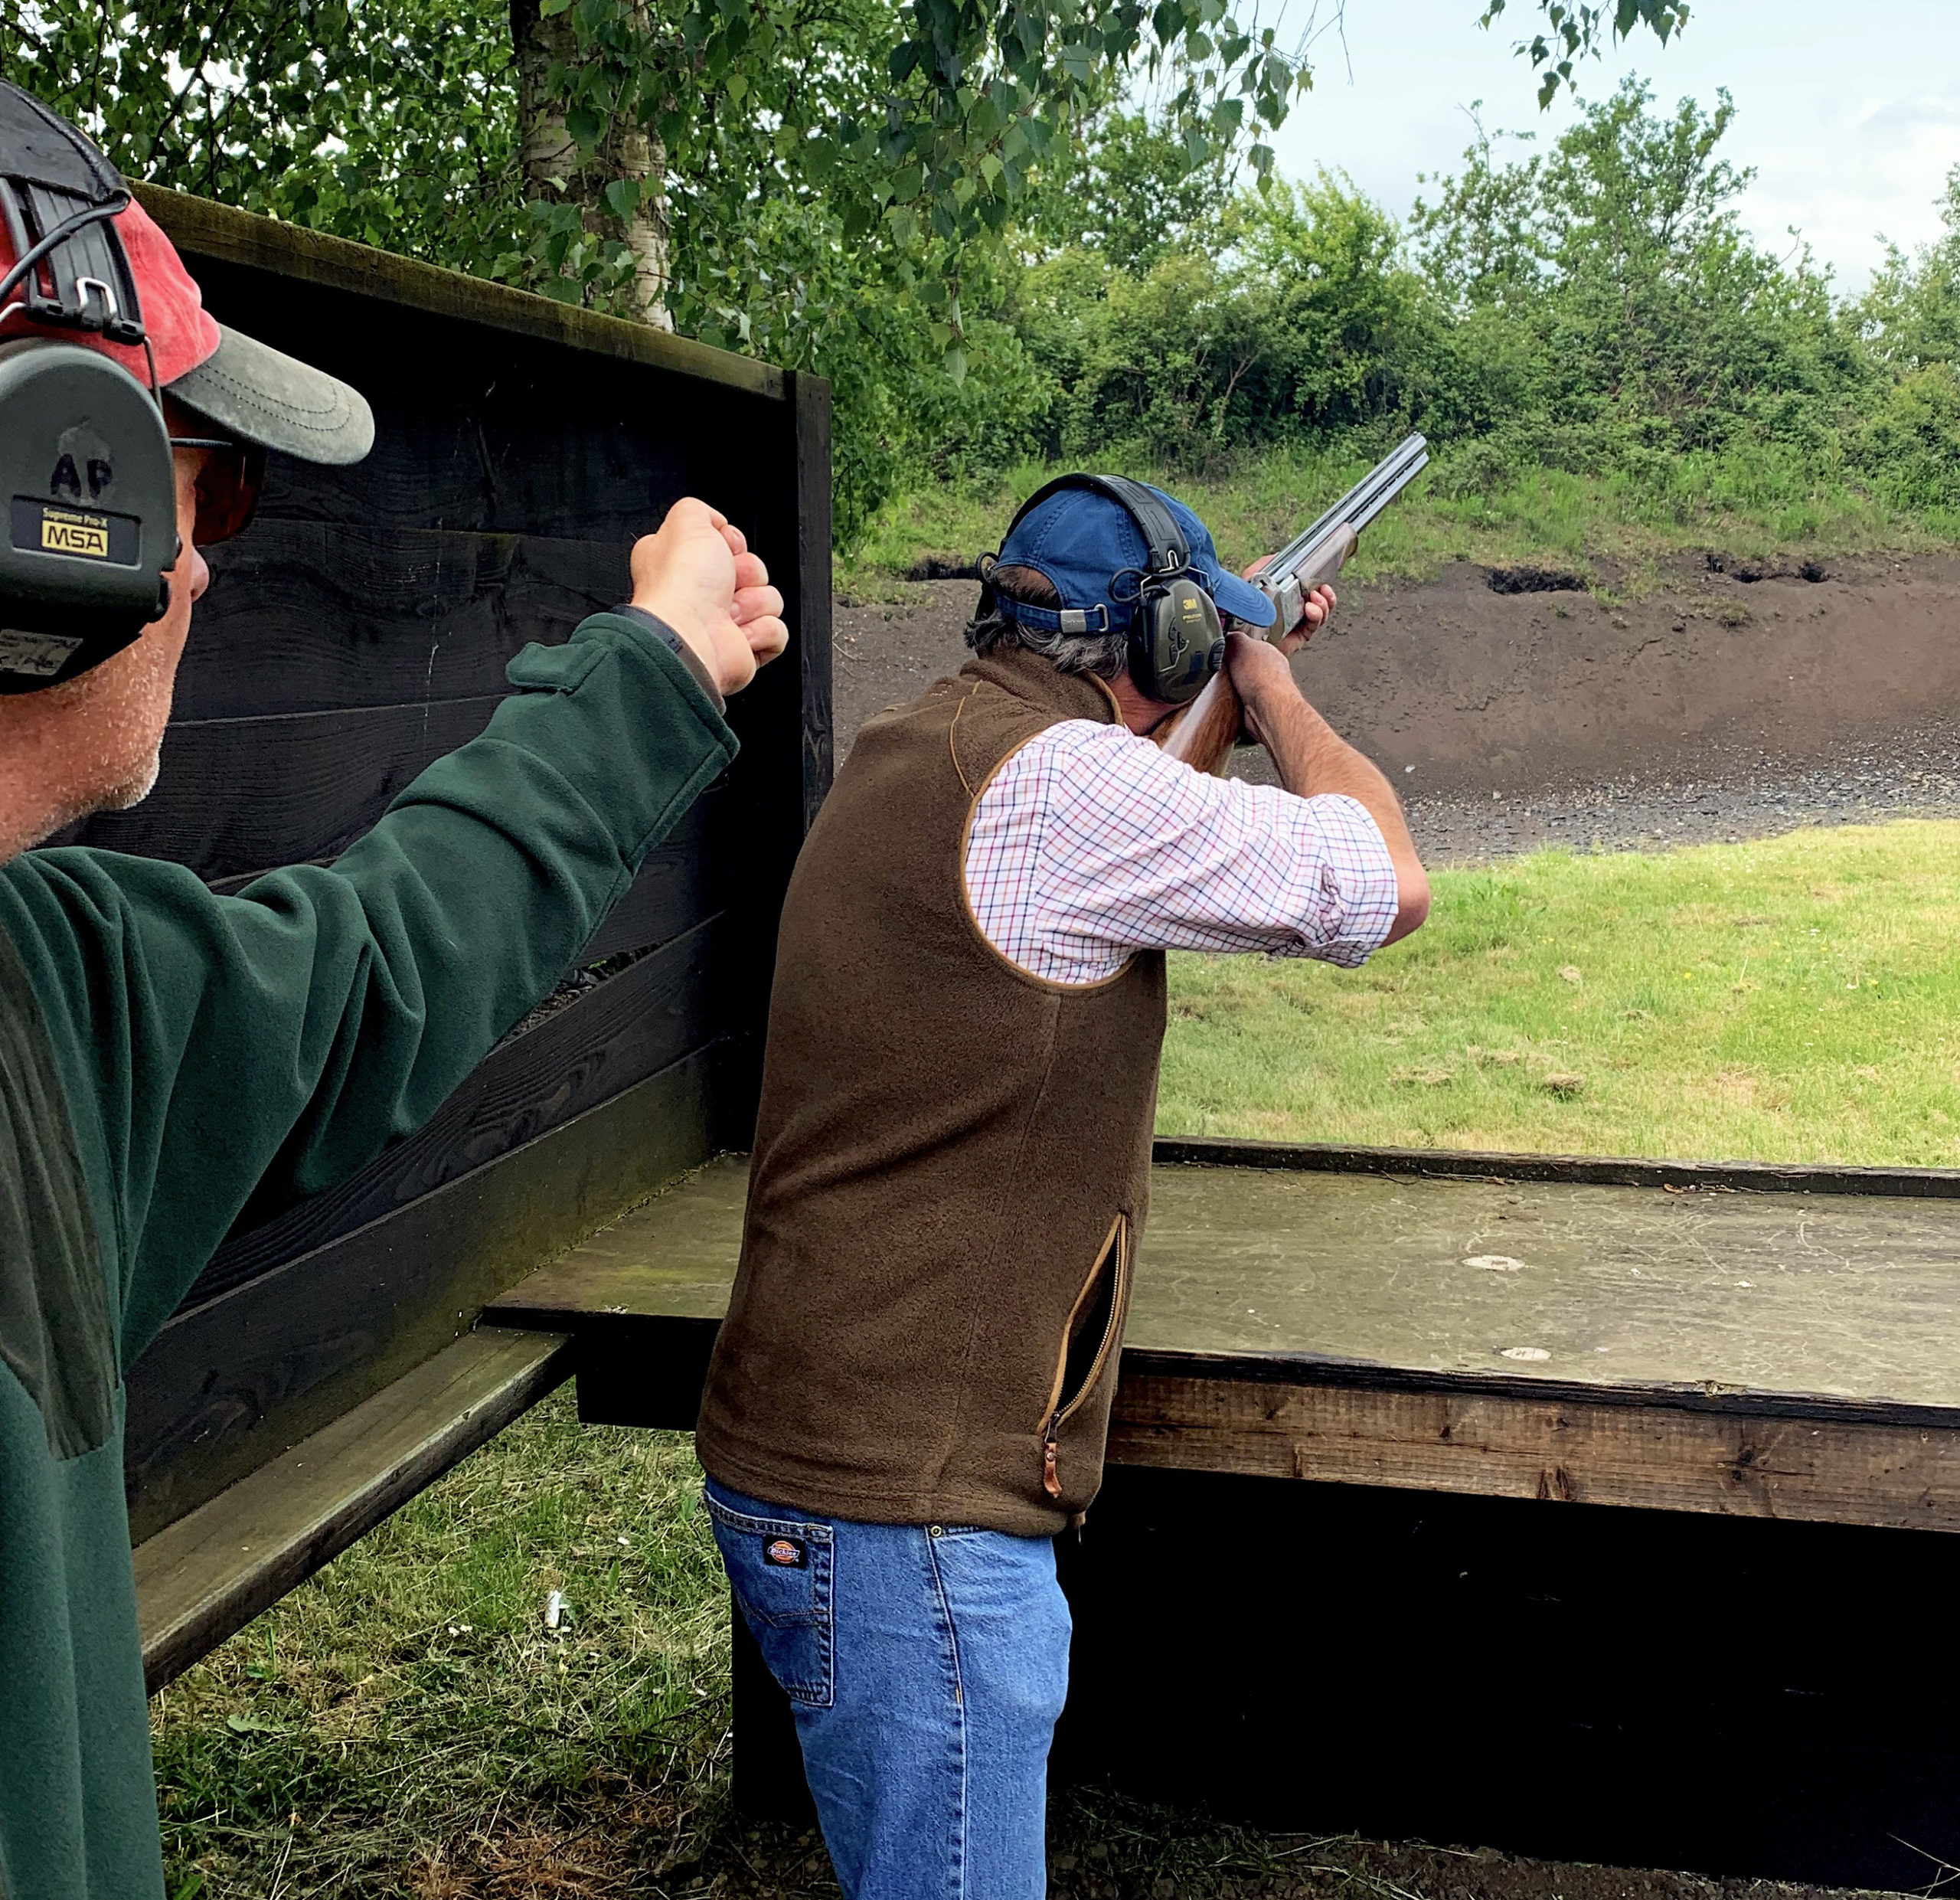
[629,498,789,698]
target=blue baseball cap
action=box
[994,479,1277,634]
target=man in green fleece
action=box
[0,86,786,1900]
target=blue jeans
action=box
[705,1478,1071,1900]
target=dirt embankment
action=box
[835,551,1960,859]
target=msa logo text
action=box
[40,512,110,560]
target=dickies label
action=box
[763,1535,808,1568]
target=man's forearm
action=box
[1246,683,1429,943]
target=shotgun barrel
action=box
[1252,432,1429,636]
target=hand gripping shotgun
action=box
[1155,432,1429,776]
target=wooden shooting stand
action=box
[103,186,832,1689]
[488,1140,1960,1890]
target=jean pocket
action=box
[704,1487,836,1709]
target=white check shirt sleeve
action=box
[965,718,1401,987]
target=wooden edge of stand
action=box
[136,1326,573,1694]
[1152,1134,1960,1201]
[131,182,791,404]
[1109,1366,1960,1536]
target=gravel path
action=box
[1402,731,1960,863]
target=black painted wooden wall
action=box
[82,188,831,1543]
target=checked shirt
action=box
[964,718,1400,987]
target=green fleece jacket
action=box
[0,611,737,1900]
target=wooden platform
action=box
[488,1139,1960,1533]
[135,1327,570,1692]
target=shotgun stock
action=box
[1155,433,1428,777]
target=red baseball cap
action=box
[0,99,373,466]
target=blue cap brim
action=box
[1212,569,1278,629]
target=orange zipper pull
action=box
[1043,1436,1062,1499]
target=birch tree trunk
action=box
[511,0,675,329]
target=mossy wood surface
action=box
[129,184,787,401]
[135,1326,572,1693]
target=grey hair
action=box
[963,562,1129,679]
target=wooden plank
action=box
[126,1042,732,1542]
[183,913,730,1310]
[487,1150,750,1329]
[1106,1369,1960,1533]
[136,182,787,401]
[489,1152,745,1431]
[176,525,629,720]
[55,696,500,880]
[577,809,720,964]
[1155,1133,1960,1202]
[136,1326,571,1692]
[148,252,783,547]
[1126,1163,1960,1410]
[490,1154,1960,1412]
[791,372,835,831]
[239,385,704,545]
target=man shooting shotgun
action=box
[1159,432,1429,776]
[696,468,1429,1899]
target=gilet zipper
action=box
[1041,1214,1131,1499]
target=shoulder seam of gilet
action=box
[956,727,1141,997]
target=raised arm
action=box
[1225,630,1429,944]
[0,500,785,1360]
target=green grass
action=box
[1160,819,1960,1166]
[151,1401,738,1898]
[152,1395,1846,1900]
[154,1393,1667,1900]
[839,440,1957,603]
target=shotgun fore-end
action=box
[1253,525,1357,642]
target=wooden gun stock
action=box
[1152,523,1357,777]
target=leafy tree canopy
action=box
[1,0,1694,535]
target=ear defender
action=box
[0,81,177,692]
[0,338,175,691]
[1129,568,1224,705]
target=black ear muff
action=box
[0,80,176,692]
[1131,570,1225,705]
[0,338,175,692]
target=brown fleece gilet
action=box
[696,646,1168,1535]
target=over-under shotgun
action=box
[1156,432,1429,775]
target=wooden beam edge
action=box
[1152,1134,1960,1201]
[1109,1369,1960,1535]
[131,182,788,404]
[1116,1344,1960,1432]
[138,1326,573,1693]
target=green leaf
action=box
[943,343,967,384]
[565,103,603,147]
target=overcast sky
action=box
[1264,0,1960,294]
